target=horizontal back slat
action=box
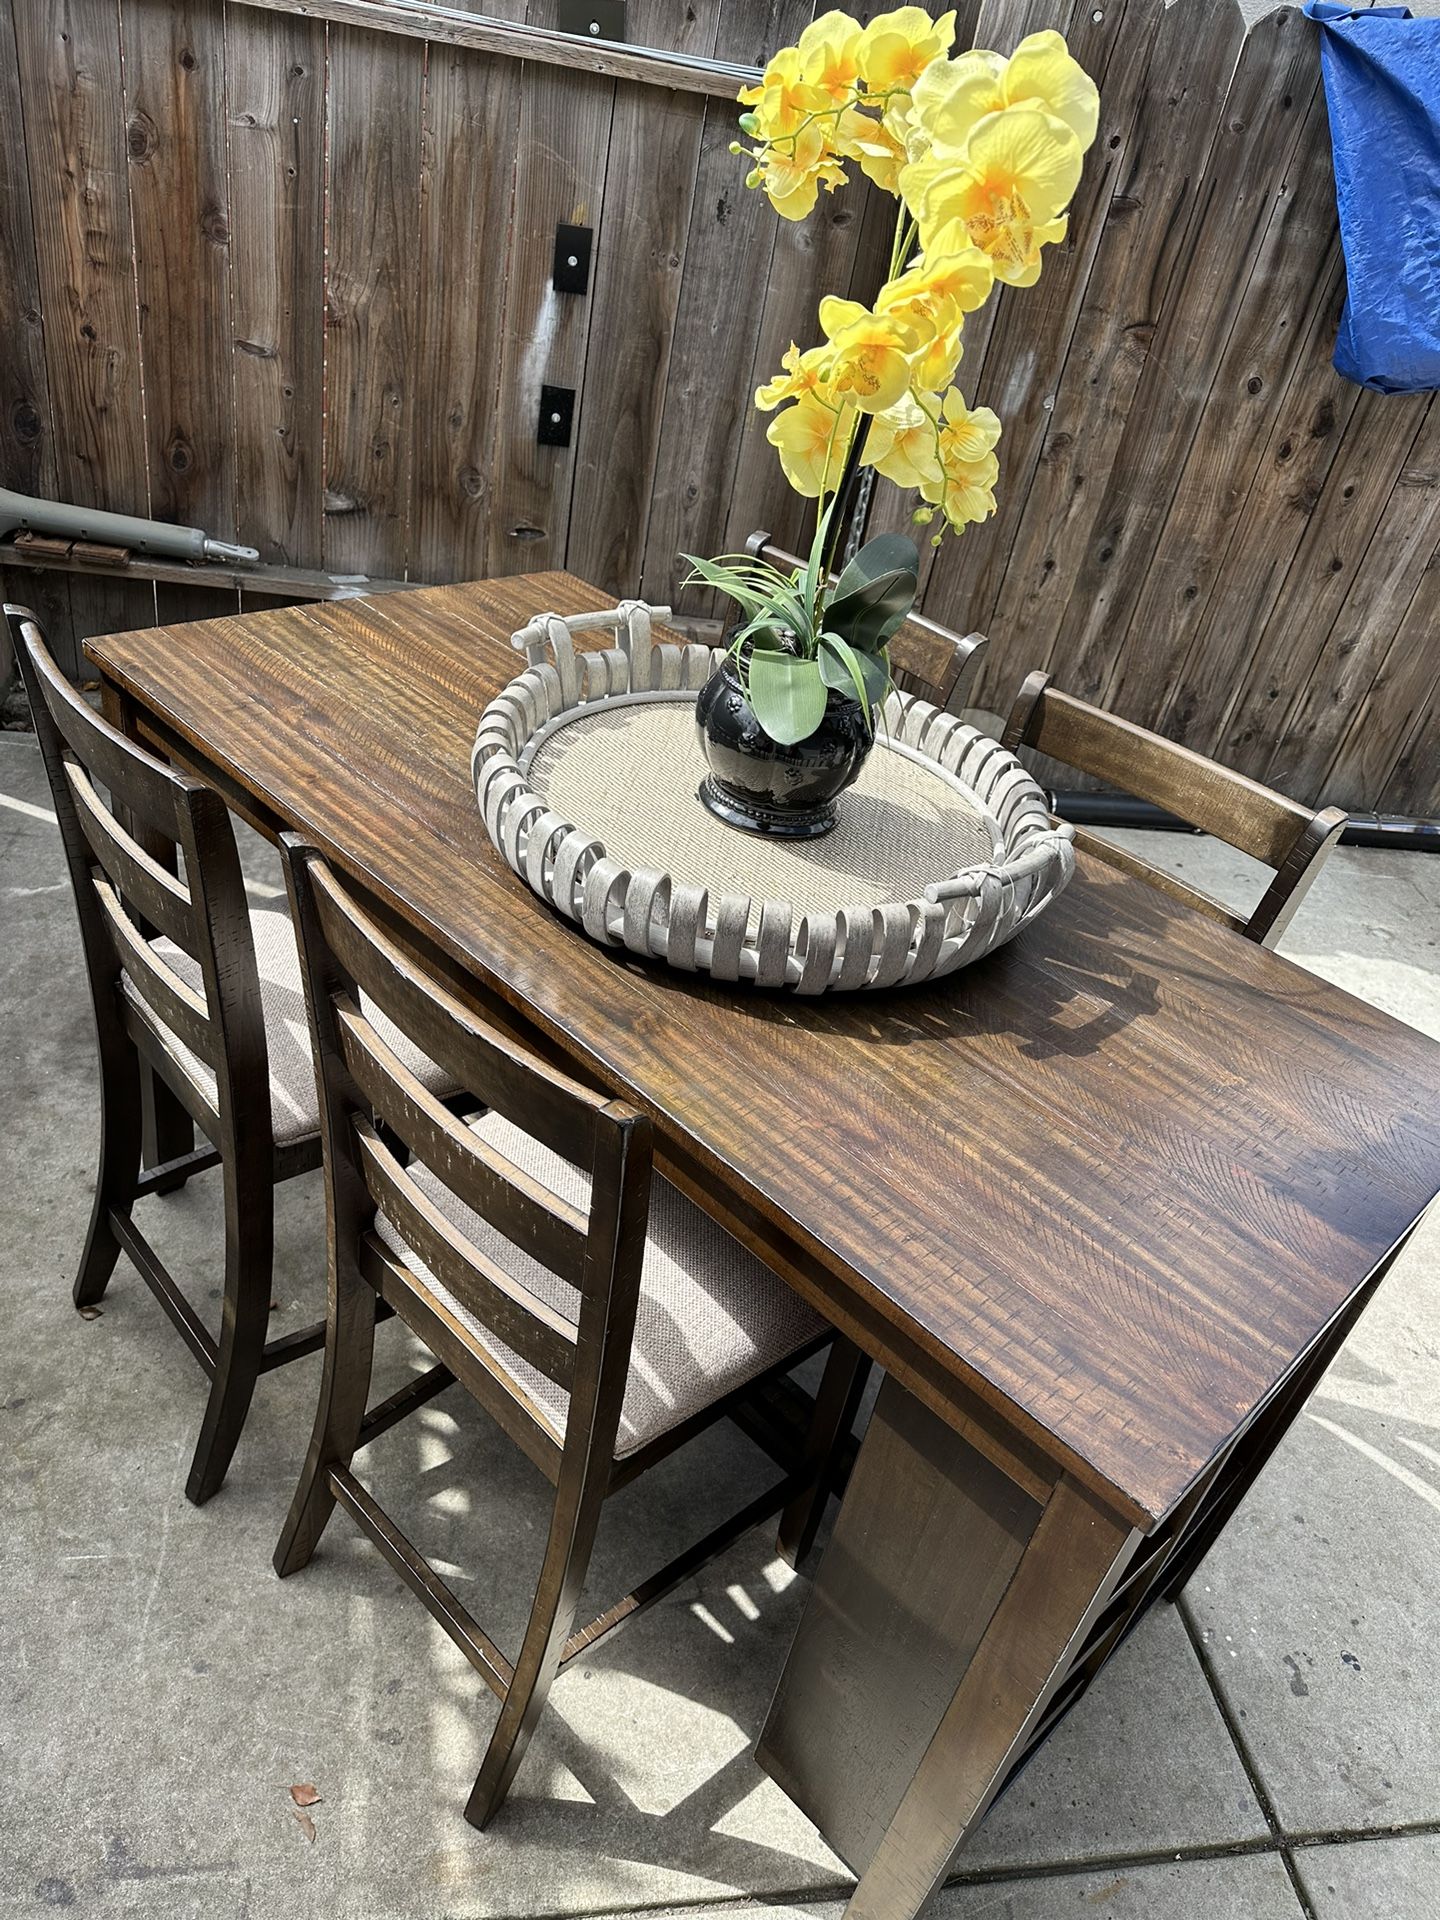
[336,998,590,1284]
[310,859,607,1167]
[354,1119,579,1391]
[1017,684,1313,870]
[14,615,187,842]
[64,760,200,956]
[94,876,217,1065]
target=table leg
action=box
[756,1375,1133,1920]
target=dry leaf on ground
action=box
[294,1809,317,1844]
[289,1784,321,1808]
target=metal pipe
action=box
[1053,791,1440,851]
[0,489,258,565]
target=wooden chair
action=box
[744,529,987,712]
[273,839,861,1828]
[1001,670,1349,947]
[6,605,448,1503]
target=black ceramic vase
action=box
[694,648,873,839]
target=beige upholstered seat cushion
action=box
[374,1111,825,1459]
[120,908,451,1146]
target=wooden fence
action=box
[1,0,1436,814]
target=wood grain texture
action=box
[10,0,157,652]
[1316,523,1440,814]
[226,6,326,567]
[228,0,763,98]
[638,0,815,606]
[322,25,424,576]
[1260,399,1440,801]
[1219,392,1435,789]
[1055,5,1320,709]
[1152,249,1357,758]
[0,1,54,501]
[410,13,525,582]
[122,0,236,538]
[904,0,1151,627]
[86,573,1440,1528]
[0,2,73,664]
[565,0,721,593]
[7,0,1431,804]
[758,1373,1043,1872]
[485,0,615,578]
[974,0,1249,708]
[1103,79,1342,730]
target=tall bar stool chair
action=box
[7,606,445,1503]
[744,528,988,712]
[1002,671,1348,947]
[273,839,858,1828]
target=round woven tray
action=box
[472,602,1074,994]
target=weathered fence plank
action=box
[323,24,425,576]
[123,0,239,627]
[975,0,1249,710]
[638,1,816,606]
[411,19,526,583]
[486,1,616,578]
[227,7,326,569]
[566,0,722,593]
[10,1,156,653]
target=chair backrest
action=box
[6,604,268,1129]
[743,530,987,713]
[1001,670,1348,946]
[280,838,653,1474]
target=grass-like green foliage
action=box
[683,506,920,745]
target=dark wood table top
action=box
[88,573,1440,1530]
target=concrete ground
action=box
[2,729,1437,1920]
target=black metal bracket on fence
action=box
[552,225,593,296]
[537,386,576,448]
[556,0,626,42]
[1052,791,1440,852]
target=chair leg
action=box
[776,1336,871,1573]
[464,1473,607,1829]
[273,1248,377,1576]
[184,1154,275,1506]
[141,1066,197,1194]
[74,1041,143,1309]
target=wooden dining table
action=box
[88,574,1440,1920]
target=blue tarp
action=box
[1304,2,1440,393]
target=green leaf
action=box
[680,554,771,621]
[818,633,888,724]
[746,649,829,745]
[824,563,918,654]
[832,531,920,600]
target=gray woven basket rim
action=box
[471,600,1075,994]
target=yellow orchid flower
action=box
[756,120,849,221]
[754,342,830,412]
[1001,31,1100,147]
[834,107,908,193]
[735,17,1096,554]
[796,9,865,105]
[918,387,1001,530]
[933,451,999,528]
[863,393,944,494]
[916,109,1083,282]
[935,386,1002,464]
[766,391,859,497]
[858,7,958,98]
[818,296,920,412]
[911,30,1099,159]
